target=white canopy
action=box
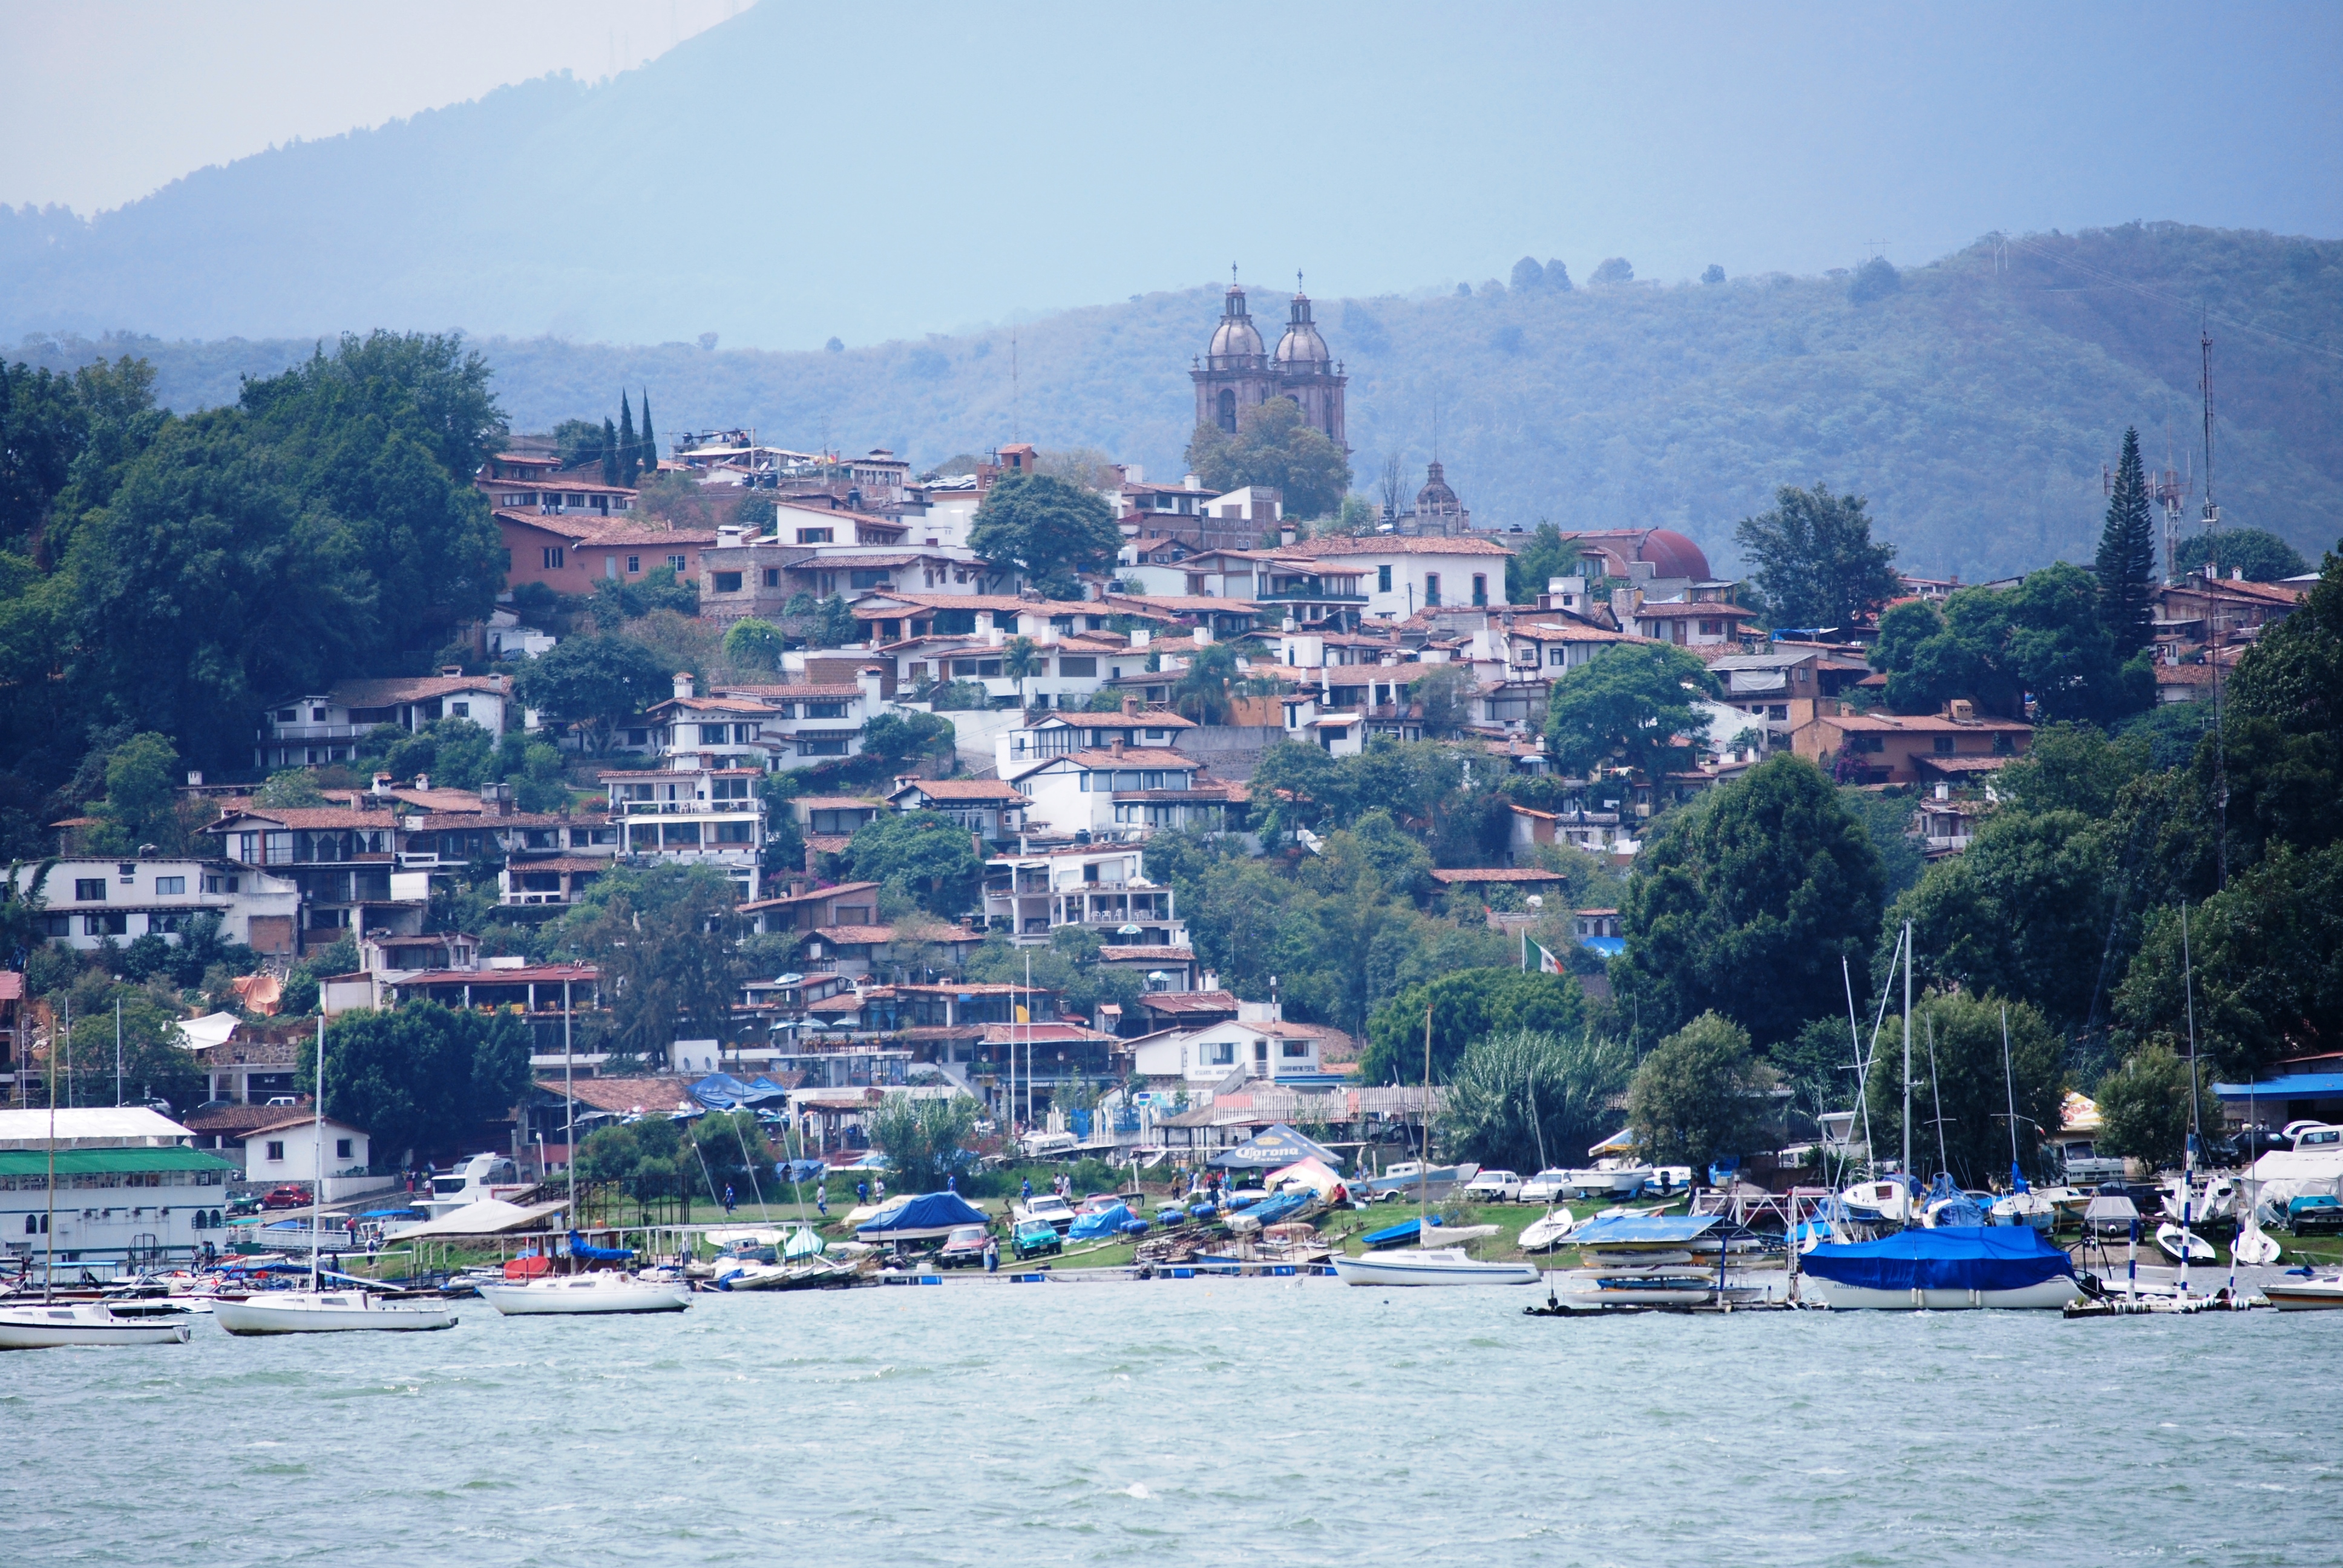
[386,1199,566,1239]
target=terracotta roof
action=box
[1031,710,1195,730]
[1094,946,1194,962]
[503,855,611,874]
[208,808,399,831]
[0,972,22,1001]
[1817,712,2031,733]
[975,1022,1119,1045]
[716,684,870,700]
[537,1075,701,1115]
[1429,867,1567,884]
[813,925,896,945]
[312,674,511,708]
[854,592,1103,615]
[738,880,881,913]
[650,696,779,714]
[1065,748,1195,768]
[1283,534,1514,558]
[395,964,600,985]
[893,779,1029,802]
[1136,991,1241,1014]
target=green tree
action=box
[637,391,657,477]
[1870,563,2146,725]
[1616,755,1886,1048]
[846,810,981,917]
[2093,1042,2206,1172]
[690,1108,775,1203]
[860,710,955,769]
[310,1002,533,1164]
[722,617,785,672]
[1504,521,1575,606]
[1732,483,1901,631]
[87,731,183,854]
[575,1117,687,1213]
[617,393,640,488]
[254,768,326,808]
[868,1093,978,1193]
[1172,641,1242,725]
[552,418,605,469]
[1544,642,1716,781]
[565,864,746,1066]
[515,633,670,753]
[967,472,1121,596]
[42,978,207,1112]
[1860,992,2065,1186]
[1359,969,1585,1085]
[2096,428,2159,657]
[600,416,620,486]
[1408,663,1476,739]
[1626,1011,1779,1172]
[1002,635,1044,708]
[1443,1028,1634,1175]
[1183,395,1353,519]
[2174,528,2308,583]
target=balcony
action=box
[1258,584,1368,604]
[264,722,386,742]
[618,800,759,815]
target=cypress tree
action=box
[617,394,639,487]
[638,391,657,477]
[2095,426,2158,656]
[600,417,620,488]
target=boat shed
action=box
[0,1108,238,1279]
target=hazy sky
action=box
[4,1,2339,346]
[2,1,746,213]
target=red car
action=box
[260,1184,313,1210]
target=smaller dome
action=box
[1637,528,1712,581]
[1208,286,1263,361]
[1417,460,1459,509]
[1274,292,1331,367]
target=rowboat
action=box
[1328,1248,1541,1287]
[215,1290,458,1334]
[0,1301,194,1350]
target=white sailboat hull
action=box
[2154,1224,2217,1265]
[1795,1275,2082,1310]
[215,1292,458,1335]
[1518,1209,1578,1251]
[0,1302,193,1349]
[2262,1276,2343,1311]
[1330,1248,1541,1287]
[477,1276,692,1315]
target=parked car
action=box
[260,1184,312,1210]
[937,1224,992,1268]
[1519,1169,1574,1203]
[1012,1219,1063,1260]
[1016,1193,1077,1233]
[226,1192,263,1217]
[1463,1169,1524,1203]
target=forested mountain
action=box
[14,224,2341,581]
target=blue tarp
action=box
[567,1231,635,1262]
[1564,1214,1721,1247]
[855,1191,989,1239]
[1068,1203,1138,1240]
[1362,1215,1457,1247]
[1234,1190,1312,1227]
[690,1073,794,1110]
[1799,1226,2076,1293]
[1208,1123,1345,1170]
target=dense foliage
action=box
[312,1001,534,1165]
[1442,1028,1633,1175]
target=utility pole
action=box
[115,998,123,1108]
[2201,327,2230,891]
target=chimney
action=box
[1121,694,1139,717]
[857,665,885,708]
[371,773,393,799]
[674,671,695,701]
[414,772,431,791]
[186,771,203,787]
[1279,523,1296,547]
[1110,736,1126,759]
[1131,628,1150,648]
[440,664,465,678]
[1948,699,1975,723]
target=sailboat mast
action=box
[563,979,576,1224]
[2180,902,2201,1294]
[2001,1005,2020,1181]
[44,999,57,1305]
[1901,920,1913,1195]
[1925,1014,1949,1181]
[1420,1001,1434,1229]
[311,1016,324,1292]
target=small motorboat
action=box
[2260,1271,2343,1311]
[1518,1207,1578,1252]
[476,1273,692,1315]
[1329,1247,1541,1287]
[1840,1178,1919,1226]
[215,1290,459,1335]
[0,1301,194,1350]
[1559,1161,1654,1199]
[1988,1189,2057,1231]
[2154,1224,2217,1266]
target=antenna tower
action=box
[2202,325,2229,890]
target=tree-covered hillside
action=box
[16,223,2339,580]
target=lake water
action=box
[8,1278,2340,1567]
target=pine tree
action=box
[617,394,639,488]
[638,391,656,478]
[2096,426,2158,656]
[600,417,620,488]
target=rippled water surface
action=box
[8,1280,2341,1566]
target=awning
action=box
[387,1199,567,1239]
[1208,1123,1344,1170]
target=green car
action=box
[1012,1219,1063,1260]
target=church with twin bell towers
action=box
[1190,270,1348,454]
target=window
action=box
[449,702,469,718]
[1550,648,1569,666]
[1424,573,1441,607]
[74,879,105,902]
[713,572,744,593]
[628,555,641,573]
[697,724,730,746]
[807,701,847,719]
[1933,736,1956,755]
[712,777,750,799]
[848,570,890,590]
[1209,1042,1236,1065]
[798,737,850,757]
[1281,1040,1309,1059]
[661,822,702,846]
[154,876,185,896]
[763,567,781,587]
[84,912,127,936]
[1700,619,1724,637]
[204,874,238,893]
[542,546,565,569]
[1850,733,1885,754]
[1216,389,1237,432]
[1472,573,1488,607]
[266,1141,286,1161]
[796,528,834,544]
[1058,656,1097,678]
[668,554,687,573]
[715,822,754,843]
[1377,565,1392,593]
[335,1138,353,1160]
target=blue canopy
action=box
[1566,1214,1720,1247]
[1799,1226,2076,1293]
[854,1191,989,1240]
[1208,1123,1344,1170]
[1068,1203,1138,1240]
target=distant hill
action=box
[16,224,2342,581]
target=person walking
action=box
[816,1184,829,1218]
[1020,1177,1033,1203]
[983,1234,998,1273]
[723,1183,736,1215]
[857,1179,870,1207]
[947,1172,957,1195]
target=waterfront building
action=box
[0,1107,237,1279]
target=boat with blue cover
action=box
[1797,1225,2082,1310]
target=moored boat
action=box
[2261,1271,2343,1311]
[215,1290,459,1334]
[0,1301,194,1350]
[1797,1225,2082,1310]
[1329,1247,1541,1287]
[476,1273,692,1315]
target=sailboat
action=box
[1332,1002,1541,1287]
[216,1019,458,1336]
[0,1054,191,1350]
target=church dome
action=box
[1417,460,1459,509]
[1637,528,1712,581]
[1274,292,1330,367]
[1208,287,1264,360]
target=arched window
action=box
[1216,389,1237,433]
